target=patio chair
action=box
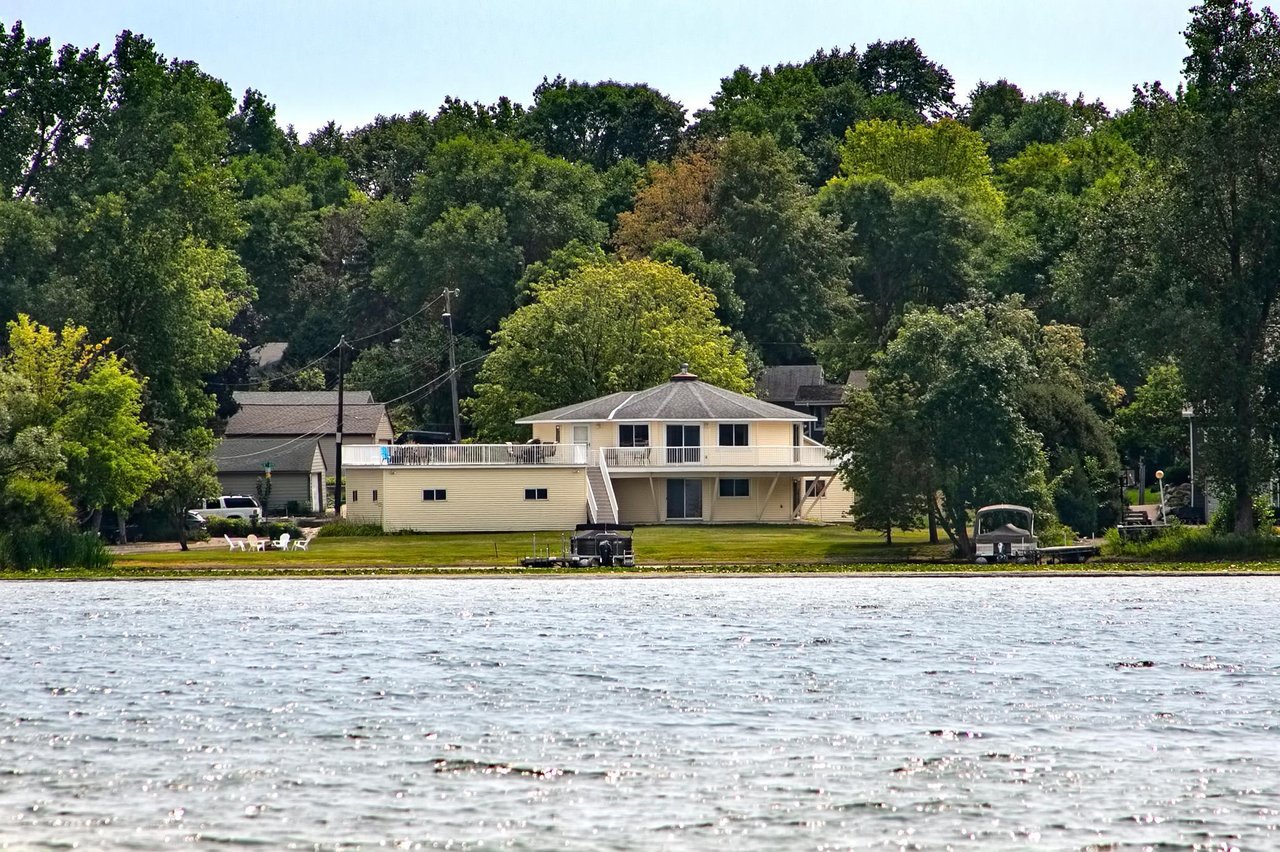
[223,534,246,552]
[244,534,267,552]
[292,536,312,551]
[271,532,291,551]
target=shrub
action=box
[1209,495,1276,536]
[317,521,386,537]
[0,524,112,571]
[207,517,250,537]
[207,518,302,540]
[1103,522,1280,560]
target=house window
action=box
[525,488,549,500]
[422,489,446,501]
[719,478,750,497]
[619,424,649,447]
[372,490,379,503]
[719,424,749,446]
[805,478,829,498]
[351,491,358,502]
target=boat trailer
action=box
[520,524,635,568]
[972,504,1099,565]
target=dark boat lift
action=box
[521,524,635,568]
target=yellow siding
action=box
[615,478,662,524]
[706,476,793,523]
[749,421,794,447]
[344,469,384,525]
[378,467,587,532]
[798,476,854,523]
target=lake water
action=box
[1,577,1278,849]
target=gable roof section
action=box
[233,390,374,406]
[517,379,813,423]
[214,437,326,474]
[226,403,388,436]
[795,384,847,406]
[755,365,825,404]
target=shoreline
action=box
[6,563,1280,581]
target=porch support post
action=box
[758,473,781,522]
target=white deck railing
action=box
[344,443,589,467]
[601,444,834,469]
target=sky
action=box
[8,0,1196,135]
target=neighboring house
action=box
[213,437,327,514]
[756,365,852,442]
[246,342,289,380]
[225,392,393,474]
[342,368,851,532]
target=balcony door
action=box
[666,478,703,520]
[666,424,701,464]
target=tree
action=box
[153,447,218,551]
[1113,363,1189,473]
[465,259,752,441]
[521,77,686,169]
[0,20,109,200]
[1065,0,1280,533]
[857,39,955,119]
[818,119,1003,352]
[617,134,850,361]
[827,301,1051,558]
[56,357,159,541]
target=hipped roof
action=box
[517,377,813,424]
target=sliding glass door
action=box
[666,478,703,520]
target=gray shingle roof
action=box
[755,365,825,404]
[517,378,813,423]
[232,390,374,406]
[795,384,847,406]
[214,437,326,474]
[226,403,388,436]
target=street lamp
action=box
[1182,404,1195,510]
[1155,469,1166,522]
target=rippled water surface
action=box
[2,577,1279,849]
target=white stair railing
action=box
[597,448,619,523]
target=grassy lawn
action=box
[110,524,949,570]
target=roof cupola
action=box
[670,363,697,382]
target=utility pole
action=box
[442,288,461,442]
[335,336,347,517]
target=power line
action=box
[345,291,448,346]
[206,343,340,389]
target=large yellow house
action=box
[342,369,851,532]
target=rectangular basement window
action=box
[422,489,446,501]
[525,488,548,500]
[372,489,379,502]
[718,478,750,497]
[351,490,358,502]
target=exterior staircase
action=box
[586,466,618,524]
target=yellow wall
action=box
[375,466,587,532]
[344,468,384,525]
[798,476,853,523]
[705,476,793,522]
[615,478,661,524]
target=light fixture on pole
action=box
[1155,469,1166,522]
[1181,404,1195,510]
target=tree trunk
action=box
[1232,393,1256,535]
[928,503,938,544]
[115,508,127,545]
[885,524,893,545]
[177,502,189,552]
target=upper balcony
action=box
[342,441,837,472]
[344,443,589,467]
[602,444,835,473]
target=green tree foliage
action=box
[466,260,752,440]
[154,446,219,551]
[1113,363,1188,472]
[819,119,1002,354]
[857,38,955,118]
[375,136,606,345]
[521,76,686,169]
[338,98,525,201]
[1065,0,1280,532]
[0,20,109,200]
[826,301,1053,558]
[617,134,849,361]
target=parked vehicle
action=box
[197,495,262,521]
[93,510,206,542]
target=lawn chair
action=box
[271,532,291,551]
[244,534,267,552]
[292,535,312,551]
[223,534,246,552]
